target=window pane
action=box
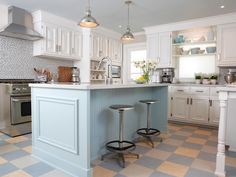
[179,56,216,78]
[130,50,147,80]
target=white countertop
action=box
[217,84,236,92]
[29,82,169,90]
[170,83,225,87]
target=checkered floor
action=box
[0,123,236,177]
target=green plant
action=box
[210,74,218,80]
[194,73,202,80]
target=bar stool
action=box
[101,104,139,168]
[136,99,162,148]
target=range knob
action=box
[13,87,21,92]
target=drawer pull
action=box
[177,90,184,92]
[190,98,193,105]
[187,98,189,105]
[196,90,204,93]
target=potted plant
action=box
[194,73,202,84]
[202,74,210,85]
[210,73,218,85]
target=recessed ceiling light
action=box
[221,5,225,9]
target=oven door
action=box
[10,96,31,125]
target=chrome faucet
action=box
[97,56,113,84]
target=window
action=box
[178,56,216,78]
[130,50,147,80]
[123,43,147,82]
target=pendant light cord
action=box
[87,0,91,14]
[127,1,130,29]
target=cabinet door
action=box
[110,39,122,64]
[91,34,100,59]
[189,97,209,123]
[71,31,83,59]
[147,34,159,60]
[209,99,220,125]
[43,24,57,54]
[57,28,70,56]
[170,95,189,121]
[218,23,236,66]
[158,32,172,68]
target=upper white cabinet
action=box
[217,23,236,66]
[146,32,172,68]
[33,11,83,60]
[90,31,122,65]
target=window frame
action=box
[123,42,147,82]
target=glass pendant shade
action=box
[79,0,99,28]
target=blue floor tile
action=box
[167,154,194,166]
[134,155,162,169]
[23,162,54,177]
[2,150,29,161]
[149,171,175,177]
[185,168,217,177]
[0,163,18,176]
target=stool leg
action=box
[119,110,124,148]
[147,103,151,130]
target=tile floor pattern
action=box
[0,123,236,177]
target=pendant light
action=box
[121,1,135,41]
[79,0,99,28]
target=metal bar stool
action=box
[101,105,139,168]
[136,99,162,148]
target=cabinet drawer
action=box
[190,87,209,95]
[171,86,190,94]
[210,87,220,97]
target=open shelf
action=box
[90,69,106,72]
[90,79,105,81]
[173,53,217,57]
[172,40,216,46]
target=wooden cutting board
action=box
[57,66,73,82]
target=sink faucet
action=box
[97,56,113,84]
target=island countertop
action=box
[29,82,169,90]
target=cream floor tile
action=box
[186,137,207,145]
[175,147,200,158]
[194,130,212,136]
[145,149,171,160]
[226,156,236,168]
[22,146,32,153]
[0,144,19,155]
[2,170,32,177]
[5,136,28,144]
[120,164,153,177]
[201,145,217,154]
[39,170,72,177]
[10,155,39,169]
[0,156,7,165]
[93,166,116,177]
[191,159,215,173]
[157,161,189,177]
[208,136,218,142]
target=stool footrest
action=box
[137,128,160,136]
[106,140,136,152]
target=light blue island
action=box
[29,83,168,177]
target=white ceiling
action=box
[0,0,236,33]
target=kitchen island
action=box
[29,83,168,177]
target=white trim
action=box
[123,42,147,83]
[144,12,236,34]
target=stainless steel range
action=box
[0,79,35,137]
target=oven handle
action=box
[11,97,31,102]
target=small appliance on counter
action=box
[224,69,236,84]
[161,68,175,83]
[71,67,80,83]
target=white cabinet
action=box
[170,95,189,121]
[33,11,83,60]
[169,86,218,126]
[146,32,172,68]
[90,33,122,64]
[218,23,236,66]
[34,23,83,60]
[189,96,209,123]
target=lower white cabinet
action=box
[169,86,219,126]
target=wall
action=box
[0,36,73,80]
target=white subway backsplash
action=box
[0,36,73,79]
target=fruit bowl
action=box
[135,80,146,84]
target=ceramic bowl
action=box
[206,47,216,53]
[191,47,200,54]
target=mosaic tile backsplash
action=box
[0,36,73,80]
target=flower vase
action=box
[143,72,150,83]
